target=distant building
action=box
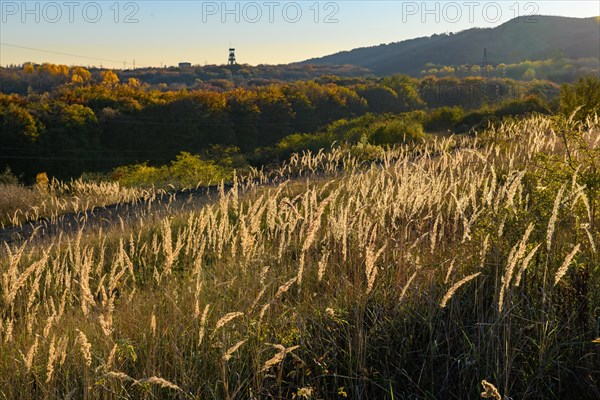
[178,62,192,68]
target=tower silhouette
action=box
[228,48,236,66]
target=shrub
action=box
[369,118,425,145]
[424,106,465,132]
[277,133,332,155]
[454,109,494,133]
[560,75,600,121]
[112,152,234,189]
[35,172,49,192]
[0,166,20,185]
[494,96,549,118]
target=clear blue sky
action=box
[1,1,598,68]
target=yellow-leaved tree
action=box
[101,70,120,85]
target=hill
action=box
[299,16,600,76]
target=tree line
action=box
[1,67,563,181]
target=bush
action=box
[275,113,426,158]
[112,152,234,189]
[454,109,494,133]
[349,136,386,161]
[560,75,600,121]
[424,106,465,132]
[0,166,20,185]
[494,96,549,118]
[277,133,333,156]
[369,118,425,145]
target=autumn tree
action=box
[71,66,92,84]
[101,70,120,85]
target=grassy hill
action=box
[300,16,600,76]
[1,111,599,399]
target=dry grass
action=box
[0,183,47,226]
[1,114,599,399]
[0,178,155,228]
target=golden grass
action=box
[0,114,599,398]
[0,178,155,227]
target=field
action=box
[1,113,599,399]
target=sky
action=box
[1,1,599,68]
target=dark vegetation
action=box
[2,61,570,182]
[302,16,600,77]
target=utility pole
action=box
[481,48,489,78]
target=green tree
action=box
[559,75,600,122]
[0,96,42,178]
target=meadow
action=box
[1,111,599,399]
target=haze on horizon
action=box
[1,0,598,68]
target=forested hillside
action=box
[1,65,560,180]
[301,16,600,77]
[0,63,370,95]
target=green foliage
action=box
[276,113,425,158]
[277,133,332,155]
[424,106,464,132]
[422,58,599,83]
[356,75,425,113]
[369,118,425,145]
[355,85,400,113]
[494,95,550,118]
[559,75,600,122]
[452,96,551,133]
[113,152,236,189]
[60,104,98,128]
[348,136,386,161]
[204,145,247,169]
[0,100,39,140]
[546,114,600,205]
[0,73,576,181]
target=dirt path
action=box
[0,184,231,246]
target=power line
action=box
[0,42,143,67]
